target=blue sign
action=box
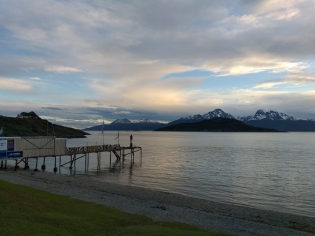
[0,151,7,158]
[7,151,23,158]
[0,138,7,159]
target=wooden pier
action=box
[60,144,142,171]
[0,136,142,172]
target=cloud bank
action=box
[0,0,315,127]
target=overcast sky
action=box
[1,0,315,128]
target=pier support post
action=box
[34,158,39,171]
[87,153,89,170]
[74,154,76,169]
[1,161,3,169]
[23,158,27,169]
[97,152,101,170]
[41,157,46,170]
[130,149,132,163]
[14,159,19,171]
[54,156,58,172]
[69,155,73,169]
[85,154,87,172]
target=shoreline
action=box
[0,169,314,236]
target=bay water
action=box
[14,131,315,217]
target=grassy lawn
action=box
[0,179,232,236]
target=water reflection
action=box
[109,159,122,172]
[5,131,315,217]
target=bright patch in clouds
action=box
[45,66,82,74]
[201,57,308,77]
[254,72,315,89]
[0,78,31,91]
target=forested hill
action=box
[155,117,279,132]
[0,112,89,138]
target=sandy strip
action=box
[0,169,314,236]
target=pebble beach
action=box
[0,169,314,236]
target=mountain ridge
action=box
[85,118,165,131]
[156,117,279,132]
[237,109,303,122]
[0,112,89,138]
[84,108,315,131]
[168,108,235,125]
[169,109,315,132]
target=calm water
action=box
[14,131,315,217]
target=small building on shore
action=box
[0,136,66,160]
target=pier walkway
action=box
[0,136,142,172]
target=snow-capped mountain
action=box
[203,109,235,119]
[168,108,235,125]
[86,118,165,131]
[85,108,315,131]
[111,118,132,124]
[239,109,315,131]
[238,110,298,122]
[175,114,205,122]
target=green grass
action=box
[0,179,231,236]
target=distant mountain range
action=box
[237,109,311,122]
[156,117,278,132]
[168,109,234,125]
[84,118,165,131]
[169,109,315,132]
[84,108,315,132]
[172,108,313,123]
[237,109,315,131]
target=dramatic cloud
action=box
[0,78,32,91]
[254,72,315,88]
[1,0,315,127]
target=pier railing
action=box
[66,144,121,154]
